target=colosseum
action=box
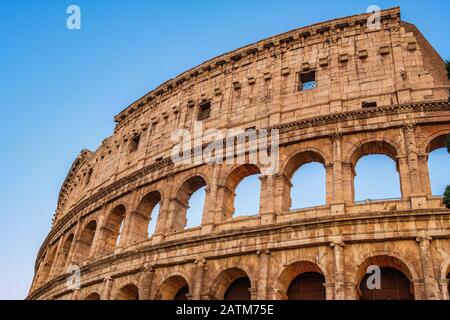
[28,7,450,300]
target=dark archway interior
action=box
[224,277,251,300]
[287,272,325,300]
[359,267,413,300]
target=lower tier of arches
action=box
[29,214,450,301]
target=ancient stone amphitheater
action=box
[28,7,450,300]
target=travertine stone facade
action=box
[28,7,450,300]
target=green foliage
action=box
[444,186,450,209]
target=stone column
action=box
[72,288,81,300]
[102,276,113,300]
[330,133,345,208]
[65,219,83,270]
[201,164,220,232]
[396,156,412,199]
[272,173,291,214]
[257,249,270,299]
[416,233,440,299]
[117,191,141,248]
[324,282,335,300]
[439,279,449,300]
[155,174,176,238]
[417,154,432,196]
[403,125,427,209]
[89,211,107,260]
[139,266,155,300]
[331,240,345,300]
[192,257,206,300]
[403,124,421,194]
[259,176,276,224]
[341,162,354,205]
[215,184,234,222]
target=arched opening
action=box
[40,245,58,283]
[287,273,326,300]
[209,267,252,300]
[351,141,401,202]
[359,267,413,300]
[224,277,251,300]
[224,164,261,219]
[278,261,325,300]
[174,285,189,300]
[291,163,326,209]
[74,220,97,264]
[186,187,206,228]
[156,275,190,300]
[84,292,100,300]
[99,205,126,255]
[283,151,327,210]
[173,176,207,231]
[128,191,161,244]
[147,203,160,236]
[357,255,414,300]
[427,134,450,196]
[116,284,139,300]
[55,234,74,274]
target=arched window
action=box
[284,151,327,210]
[173,176,207,231]
[99,205,126,255]
[287,272,325,300]
[359,267,413,300]
[224,165,261,219]
[351,141,401,202]
[127,191,161,245]
[157,276,190,300]
[147,203,160,236]
[55,234,74,274]
[234,174,261,217]
[116,284,139,300]
[427,134,450,195]
[186,186,206,228]
[74,220,97,264]
[291,163,326,209]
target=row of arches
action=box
[80,254,445,300]
[36,134,450,286]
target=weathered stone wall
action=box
[28,7,450,300]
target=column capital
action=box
[330,132,343,142]
[194,257,207,266]
[402,123,416,134]
[416,234,432,243]
[256,249,270,256]
[330,240,345,247]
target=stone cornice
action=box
[35,100,450,268]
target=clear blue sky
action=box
[0,0,449,300]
